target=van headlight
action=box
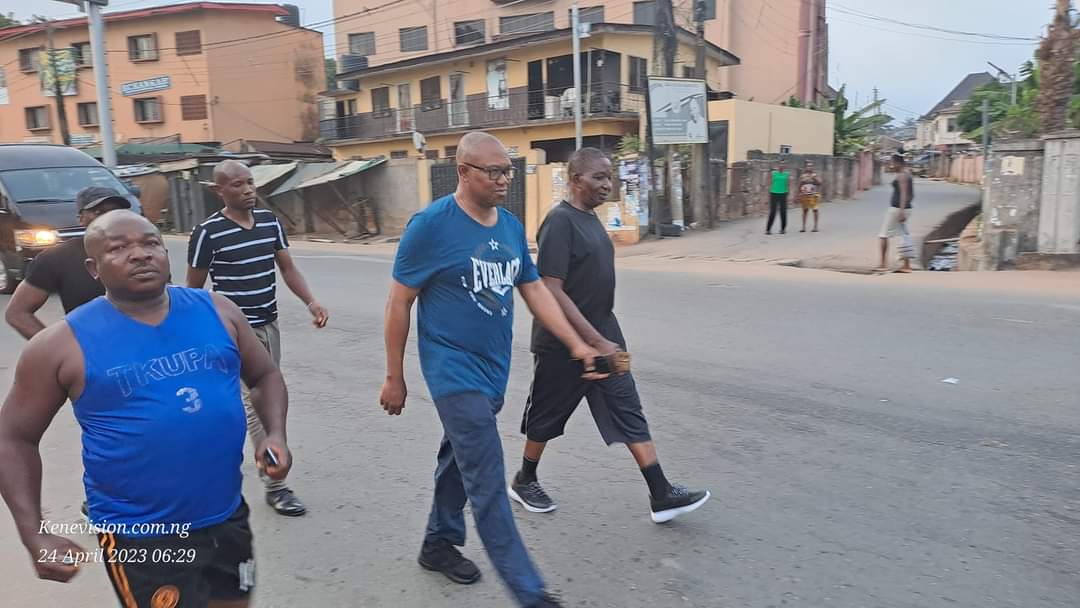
[15,229,60,248]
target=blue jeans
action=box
[425,392,545,606]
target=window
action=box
[425,149,439,160]
[175,30,202,56]
[633,1,656,25]
[629,56,648,92]
[25,106,50,130]
[19,48,42,73]
[779,144,792,154]
[77,102,99,126]
[371,87,391,117]
[399,26,428,52]
[571,6,605,25]
[420,76,441,111]
[683,66,694,79]
[390,150,408,159]
[134,97,163,123]
[487,59,509,110]
[348,32,376,56]
[445,145,457,158]
[336,98,357,117]
[71,42,92,68]
[180,95,207,120]
[128,34,159,62]
[454,20,486,46]
[500,12,555,35]
[699,0,716,20]
[947,117,958,133]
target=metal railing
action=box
[320,83,645,142]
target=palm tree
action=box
[831,85,893,156]
[1037,0,1077,133]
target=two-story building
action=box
[0,2,324,147]
[914,72,996,151]
[321,23,739,162]
[331,0,829,107]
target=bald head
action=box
[85,210,160,258]
[457,132,507,166]
[212,159,257,211]
[214,159,251,185]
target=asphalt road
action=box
[0,236,1077,608]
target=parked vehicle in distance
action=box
[0,145,142,293]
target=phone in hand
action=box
[264,447,280,468]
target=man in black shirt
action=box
[187,159,328,517]
[5,187,130,339]
[509,148,710,523]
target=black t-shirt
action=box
[531,201,626,354]
[25,237,104,313]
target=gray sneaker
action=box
[508,477,557,513]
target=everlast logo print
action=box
[106,345,231,397]
[462,239,521,317]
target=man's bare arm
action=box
[275,250,328,327]
[380,280,419,415]
[0,326,75,543]
[541,277,615,353]
[186,266,210,289]
[5,282,50,340]
[518,280,604,376]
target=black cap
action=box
[76,186,132,213]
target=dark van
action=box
[0,145,141,293]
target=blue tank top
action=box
[66,286,246,537]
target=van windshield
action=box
[0,167,126,203]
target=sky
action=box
[0,0,1054,123]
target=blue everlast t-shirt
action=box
[393,195,540,400]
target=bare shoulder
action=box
[24,322,82,389]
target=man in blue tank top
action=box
[0,211,292,607]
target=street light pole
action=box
[987,60,1018,106]
[571,0,582,150]
[56,0,115,166]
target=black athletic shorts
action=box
[522,352,651,445]
[99,500,254,608]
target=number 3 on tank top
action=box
[176,387,203,413]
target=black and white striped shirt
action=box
[188,208,288,327]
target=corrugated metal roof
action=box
[251,162,298,188]
[291,159,385,190]
[267,159,385,197]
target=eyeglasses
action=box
[463,162,515,182]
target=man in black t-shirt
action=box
[5,187,130,339]
[508,148,710,524]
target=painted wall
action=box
[0,10,323,145]
[708,99,833,161]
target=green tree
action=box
[958,59,1041,140]
[0,12,20,28]
[830,85,892,156]
[325,58,337,90]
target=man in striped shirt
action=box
[187,159,329,517]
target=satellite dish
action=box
[412,131,427,153]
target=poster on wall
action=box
[647,77,708,145]
[41,49,78,97]
[487,59,509,111]
[0,66,8,105]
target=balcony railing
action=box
[321,83,645,143]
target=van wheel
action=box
[0,257,14,295]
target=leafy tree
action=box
[831,85,892,156]
[1037,0,1077,133]
[325,58,337,90]
[0,12,19,28]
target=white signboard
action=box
[0,66,7,105]
[648,77,708,145]
[121,75,171,97]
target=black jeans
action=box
[767,193,788,232]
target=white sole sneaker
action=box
[507,485,558,513]
[651,490,711,523]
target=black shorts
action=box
[99,500,254,608]
[522,352,651,445]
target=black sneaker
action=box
[266,488,307,517]
[508,477,557,513]
[650,485,711,523]
[529,592,565,607]
[418,539,481,584]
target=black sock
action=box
[641,462,672,499]
[518,457,540,483]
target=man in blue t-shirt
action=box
[381,132,603,608]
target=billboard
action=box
[41,49,78,97]
[648,77,708,145]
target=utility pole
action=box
[987,61,1018,106]
[55,0,115,166]
[691,0,711,228]
[805,0,818,104]
[44,21,72,146]
[659,0,680,230]
[872,87,879,115]
[982,98,990,160]
[571,0,583,149]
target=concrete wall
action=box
[981,139,1044,269]
[363,158,428,235]
[1037,131,1080,254]
[720,152,866,222]
[708,99,834,161]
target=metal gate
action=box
[429,158,527,222]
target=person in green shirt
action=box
[766,161,792,235]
